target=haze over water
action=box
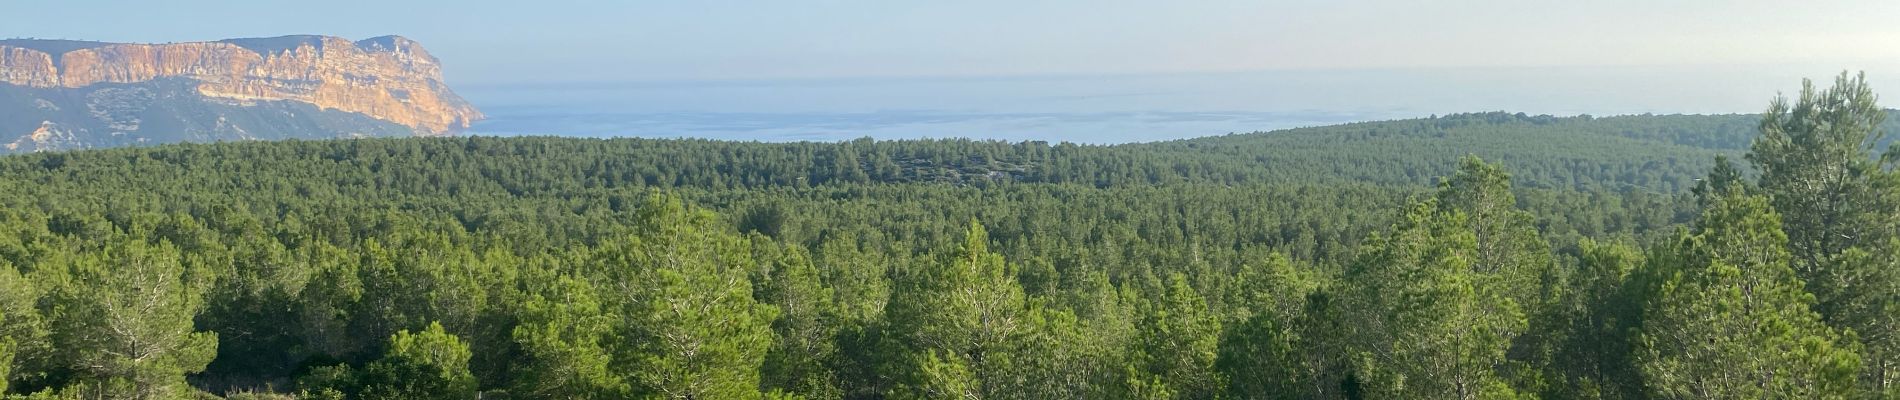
[459,64,1886,144]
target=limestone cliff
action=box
[0,35,482,138]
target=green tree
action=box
[883,221,1030,399]
[759,244,843,398]
[813,233,892,399]
[603,196,780,399]
[302,322,482,400]
[352,360,463,400]
[511,273,628,399]
[1006,302,1127,399]
[1750,71,1892,280]
[1133,273,1221,399]
[1216,253,1321,399]
[1748,71,1900,395]
[1636,188,1860,399]
[1044,269,1140,399]
[0,313,11,396]
[1543,240,1648,400]
[1834,241,1900,398]
[1691,155,1747,209]
[388,322,477,389]
[1337,158,1546,400]
[197,220,316,389]
[0,261,42,395]
[1341,199,1525,400]
[293,242,366,363]
[48,238,218,400]
[1435,156,1558,310]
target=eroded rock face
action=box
[0,46,59,87]
[4,121,77,152]
[0,35,482,135]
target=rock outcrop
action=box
[0,35,481,152]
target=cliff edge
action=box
[0,35,482,151]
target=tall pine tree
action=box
[48,238,218,400]
[1339,158,1543,400]
[882,221,1030,399]
[601,196,780,399]
[1747,71,1900,395]
[1636,187,1860,399]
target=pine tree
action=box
[1691,155,1745,209]
[604,196,780,399]
[1340,198,1526,400]
[1435,156,1558,311]
[0,261,40,395]
[814,234,892,399]
[1008,302,1122,399]
[1544,240,1647,400]
[1134,273,1221,399]
[1746,71,1900,395]
[1216,253,1320,399]
[882,221,1029,399]
[1337,158,1543,400]
[1636,188,1860,399]
[759,245,844,398]
[1050,269,1140,399]
[1750,71,1892,280]
[358,322,478,400]
[1834,241,1900,398]
[49,238,218,400]
[0,312,12,396]
[511,274,627,399]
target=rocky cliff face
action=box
[0,35,482,152]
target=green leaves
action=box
[1636,190,1860,400]
[383,322,476,396]
[1215,253,1321,399]
[1540,240,1648,400]
[0,315,12,396]
[1338,157,1538,400]
[47,237,218,400]
[0,261,39,396]
[1133,274,1221,399]
[609,196,780,399]
[1749,70,1891,295]
[1746,71,1900,395]
[2,85,1899,398]
[882,221,1033,399]
[758,244,843,398]
[304,322,482,400]
[511,274,626,399]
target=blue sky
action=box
[9,0,1900,85]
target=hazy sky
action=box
[8,0,1900,85]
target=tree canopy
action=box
[0,73,1897,399]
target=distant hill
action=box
[0,35,481,153]
[11,110,1896,193]
[1147,111,1900,191]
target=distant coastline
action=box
[456,65,1839,143]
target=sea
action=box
[457,65,1869,144]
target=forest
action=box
[0,73,1898,399]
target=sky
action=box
[8,0,1900,85]
[9,1,1900,142]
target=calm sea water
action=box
[457,65,1862,144]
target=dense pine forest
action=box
[2,73,1900,399]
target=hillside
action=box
[0,102,1896,399]
[0,35,481,153]
[0,112,1774,191]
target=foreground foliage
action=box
[0,73,1897,399]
